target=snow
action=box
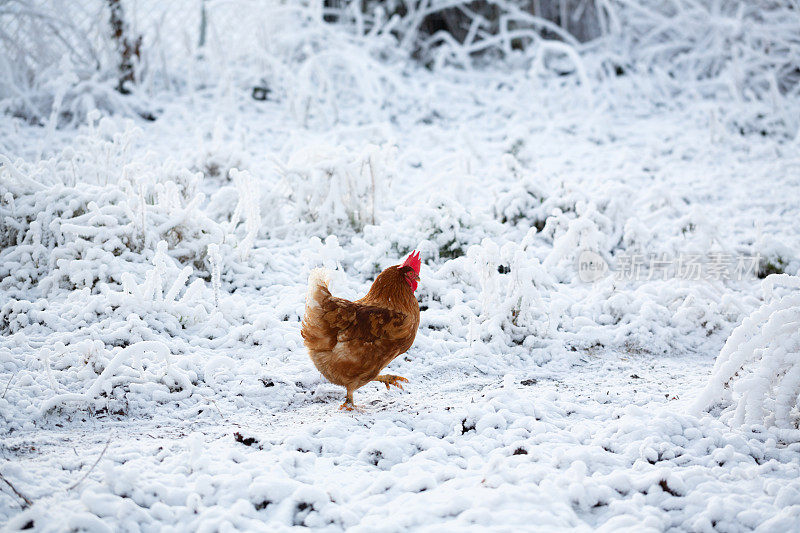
[2,1,800,531]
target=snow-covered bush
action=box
[753,231,798,278]
[191,118,250,182]
[39,340,195,416]
[401,194,498,262]
[542,202,610,282]
[0,145,238,292]
[553,279,744,355]
[278,142,396,233]
[694,274,800,433]
[0,1,153,127]
[339,0,603,51]
[0,176,122,295]
[603,0,800,138]
[493,166,549,231]
[347,0,591,87]
[112,240,211,325]
[212,2,404,127]
[1,1,406,131]
[59,113,143,185]
[289,45,401,127]
[224,169,261,260]
[466,239,553,347]
[494,164,632,254]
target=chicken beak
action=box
[413,273,421,282]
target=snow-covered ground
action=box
[2,2,800,531]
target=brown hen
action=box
[301,252,422,410]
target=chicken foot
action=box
[374,374,409,391]
[339,389,356,411]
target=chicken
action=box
[301,251,422,410]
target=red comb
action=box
[402,250,421,274]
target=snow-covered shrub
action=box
[495,170,741,282]
[494,163,632,253]
[1,1,407,132]
[0,146,235,299]
[5,111,143,186]
[0,172,126,295]
[0,1,153,128]
[190,117,250,182]
[341,0,602,49]
[396,194,498,262]
[48,112,143,185]
[604,0,800,138]
[111,240,211,326]
[752,231,798,278]
[290,47,400,127]
[694,274,800,433]
[346,191,498,288]
[554,279,743,355]
[224,169,261,260]
[338,0,591,82]
[466,239,553,347]
[493,173,549,232]
[39,340,195,416]
[209,2,405,127]
[543,202,609,281]
[278,142,396,233]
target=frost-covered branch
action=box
[694,274,800,430]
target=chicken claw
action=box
[339,390,357,411]
[374,374,409,391]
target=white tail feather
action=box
[306,268,330,308]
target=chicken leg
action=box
[374,374,409,391]
[339,389,356,411]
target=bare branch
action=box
[0,472,32,508]
[67,438,111,491]
[1,372,15,399]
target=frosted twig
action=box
[1,373,15,399]
[67,437,111,490]
[207,398,225,418]
[40,350,60,394]
[208,243,222,309]
[0,472,32,508]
